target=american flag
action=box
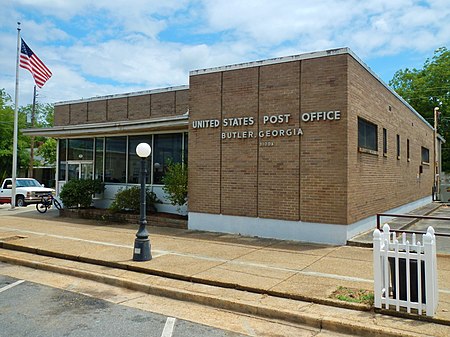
[19,38,52,88]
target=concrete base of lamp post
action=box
[133,237,152,261]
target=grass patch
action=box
[331,286,374,305]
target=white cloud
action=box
[0,0,448,106]
[201,0,449,57]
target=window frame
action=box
[358,117,378,153]
[407,139,410,161]
[421,146,430,164]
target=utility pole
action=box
[434,106,440,200]
[28,85,36,178]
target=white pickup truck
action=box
[0,178,54,207]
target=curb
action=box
[1,240,449,329]
[0,241,370,312]
[0,251,430,337]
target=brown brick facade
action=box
[258,61,300,221]
[347,57,433,224]
[54,88,189,126]
[188,52,433,226]
[188,73,222,214]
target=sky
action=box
[0,0,449,107]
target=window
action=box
[94,138,104,181]
[422,147,430,164]
[58,139,67,180]
[396,134,401,158]
[2,179,11,189]
[383,128,387,155]
[104,137,126,183]
[407,139,410,161]
[68,138,93,160]
[183,132,188,165]
[128,135,153,184]
[153,134,183,184]
[358,117,377,151]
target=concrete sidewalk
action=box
[0,204,449,336]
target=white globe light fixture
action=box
[133,142,152,261]
[136,142,151,158]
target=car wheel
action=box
[16,196,25,207]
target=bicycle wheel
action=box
[36,203,48,213]
[53,199,62,210]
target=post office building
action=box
[27,48,436,244]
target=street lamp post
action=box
[133,142,152,261]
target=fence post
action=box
[373,229,382,308]
[423,227,437,316]
[382,223,391,309]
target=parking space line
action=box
[0,280,25,294]
[161,317,176,337]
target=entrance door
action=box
[67,161,93,180]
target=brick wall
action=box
[188,73,222,214]
[151,91,176,118]
[221,68,259,217]
[128,94,150,120]
[54,105,70,125]
[176,90,189,115]
[107,97,127,121]
[300,55,348,224]
[189,55,348,223]
[189,52,432,226]
[87,100,106,123]
[258,61,300,221]
[347,57,434,223]
[54,88,189,126]
[69,102,87,124]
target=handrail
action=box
[376,213,450,238]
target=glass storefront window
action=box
[68,138,94,160]
[183,132,188,165]
[153,133,182,184]
[58,139,67,180]
[104,137,126,183]
[128,135,153,184]
[58,133,185,185]
[94,138,104,181]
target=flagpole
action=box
[11,22,21,210]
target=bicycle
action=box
[36,194,62,213]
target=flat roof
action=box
[54,85,189,106]
[190,47,351,75]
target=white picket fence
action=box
[373,224,438,316]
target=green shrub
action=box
[59,179,105,208]
[162,160,188,208]
[109,186,161,214]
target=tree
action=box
[36,137,57,165]
[0,89,30,181]
[19,101,55,168]
[162,160,188,212]
[0,89,56,180]
[389,47,450,170]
